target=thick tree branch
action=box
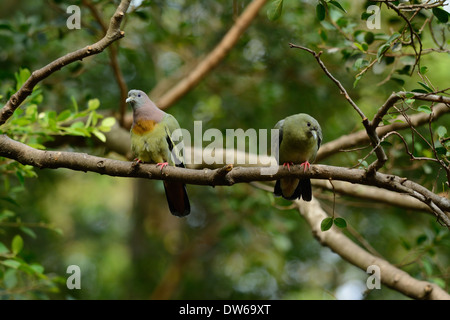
[0,0,131,126]
[1,134,448,227]
[155,0,268,110]
[295,198,450,300]
[313,180,433,214]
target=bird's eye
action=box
[138,94,141,97]
[307,122,311,127]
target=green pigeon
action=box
[273,113,322,201]
[126,89,190,217]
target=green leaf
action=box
[92,129,106,143]
[316,3,326,21]
[377,43,390,62]
[57,110,72,122]
[353,75,362,88]
[358,159,368,168]
[321,217,333,231]
[361,11,371,21]
[420,66,428,75]
[70,121,85,129]
[0,209,15,221]
[390,77,405,86]
[267,0,284,21]
[329,0,346,13]
[387,32,401,44]
[15,68,31,90]
[417,81,433,93]
[2,259,21,269]
[333,217,347,228]
[30,263,45,275]
[354,58,368,70]
[411,88,428,94]
[417,105,432,114]
[421,258,433,276]
[319,28,327,42]
[430,277,446,289]
[11,235,23,255]
[71,96,79,114]
[19,263,46,278]
[4,269,18,289]
[432,7,449,23]
[87,98,100,111]
[353,42,366,52]
[364,31,374,44]
[100,117,116,130]
[0,241,9,254]
[416,234,427,245]
[20,226,37,239]
[16,171,24,185]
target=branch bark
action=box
[1,134,448,227]
[289,44,388,172]
[313,180,433,214]
[295,198,450,300]
[82,0,129,127]
[0,0,131,126]
[155,0,268,110]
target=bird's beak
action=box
[126,96,133,103]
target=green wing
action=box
[162,114,186,167]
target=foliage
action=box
[0,0,449,299]
[0,66,115,297]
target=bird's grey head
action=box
[126,89,148,109]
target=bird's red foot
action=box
[133,158,143,166]
[299,161,311,172]
[156,162,169,171]
[283,162,294,171]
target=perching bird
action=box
[127,89,190,217]
[272,113,322,201]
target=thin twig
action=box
[0,0,131,126]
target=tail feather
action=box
[163,181,190,217]
[299,178,312,201]
[274,178,312,201]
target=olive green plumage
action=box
[127,89,190,217]
[273,113,322,201]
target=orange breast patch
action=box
[132,119,157,135]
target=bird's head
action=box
[126,89,148,109]
[301,114,322,145]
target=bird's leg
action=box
[156,162,169,171]
[283,162,294,171]
[299,161,311,172]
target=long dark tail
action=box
[274,178,312,201]
[163,181,190,217]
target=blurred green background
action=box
[0,0,449,299]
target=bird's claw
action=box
[283,162,294,171]
[156,162,169,171]
[299,161,311,172]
